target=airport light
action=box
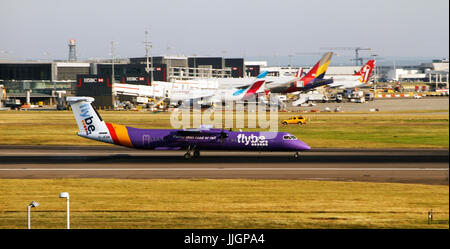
[59,192,70,229]
[428,209,433,224]
[27,201,39,229]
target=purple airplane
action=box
[67,97,311,159]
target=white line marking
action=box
[0,168,447,171]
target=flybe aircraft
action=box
[326,60,376,89]
[67,96,311,159]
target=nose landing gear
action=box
[294,152,300,159]
[184,145,200,160]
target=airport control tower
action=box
[68,39,77,61]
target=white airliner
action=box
[326,60,375,89]
[169,71,268,105]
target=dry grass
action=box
[0,110,447,148]
[0,179,448,229]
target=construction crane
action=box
[320,47,371,66]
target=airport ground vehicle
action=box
[328,93,343,103]
[2,99,21,110]
[365,92,374,101]
[282,116,306,125]
[292,92,328,106]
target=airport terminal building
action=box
[0,56,261,107]
[1,55,448,108]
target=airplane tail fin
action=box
[242,71,267,99]
[232,71,268,100]
[302,52,333,82]
[354,60,375,83]
[66,97,114,144]
[256,70,269,79]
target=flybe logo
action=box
[237,134,268,146]
[79,104,95,135]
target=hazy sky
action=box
[0,0,448,61]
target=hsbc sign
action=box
[76,75,112,96]
[120,75,150,85]
[83,77,104,83]
[83,78,97,83]
[126,77,145,82]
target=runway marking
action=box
[0,168,447,171]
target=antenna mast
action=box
[111,41,115,83]
[144,30,153,82]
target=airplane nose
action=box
[297,140,311,151]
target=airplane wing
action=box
[169,128,229,142]
[177,128,221,135]
[327,79,372,89]
[170,89,216,101]
[301,78,334,90]
[234,78,276,89]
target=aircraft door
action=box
[143,135,151,147]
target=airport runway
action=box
[0,146,448,185]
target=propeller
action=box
[219,129,228,143]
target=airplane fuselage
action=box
[326,76,369,89]
[80,124,310,152]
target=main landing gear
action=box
[184,146,200,160]
[184,152,192,160]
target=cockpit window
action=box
[283,135,297,140]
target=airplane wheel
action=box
[294,152,300,159]
[193,150,200,158]
[184,152,192,160]
[282,122,287,125]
